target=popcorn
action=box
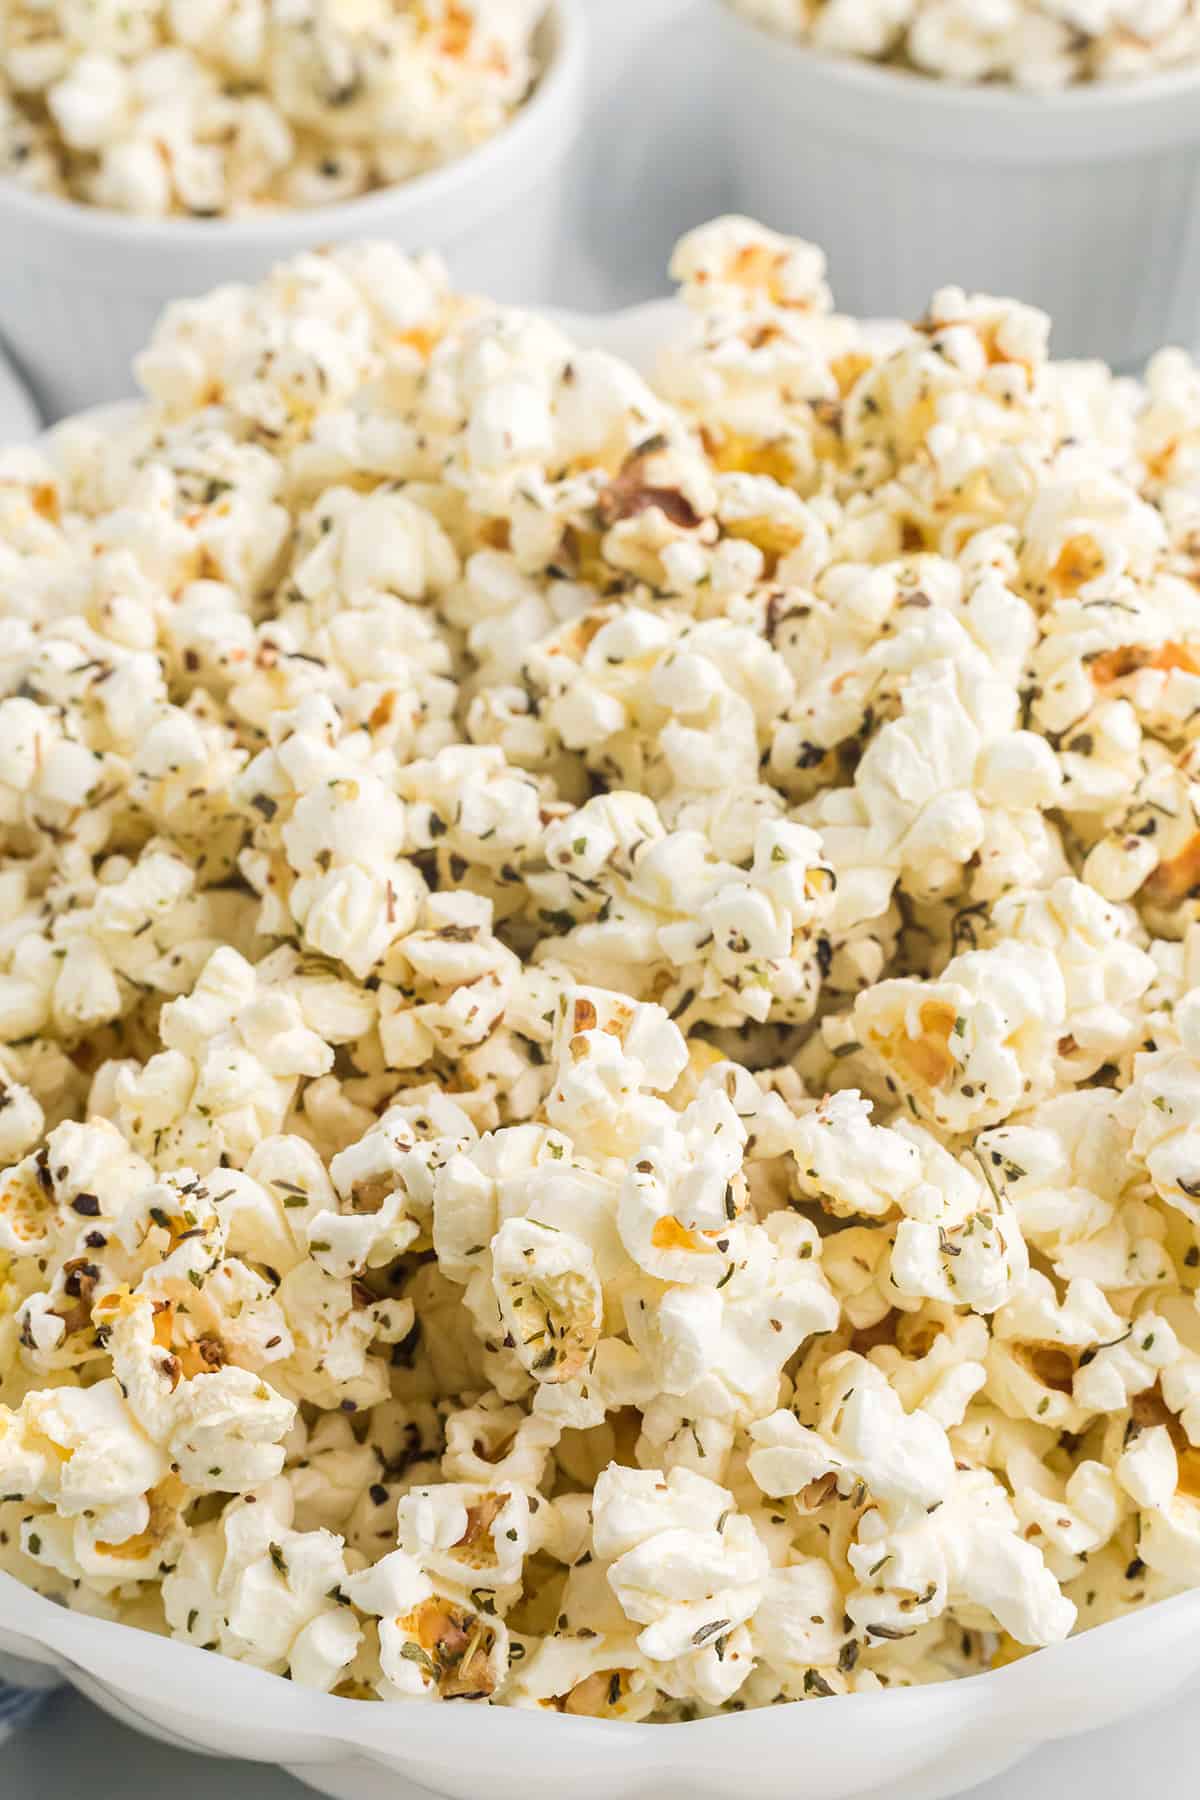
[1120,990,1200,1225]
[310,1093,476,1278]
[0,0,546,217]
[236,697,424,980]
[395,1480,532,1602]
[5,220,1200,1720]
[490,1217,604,1385]
[345,1548,512,1702]
[93,1285,296,1493]
[505,1629,659,1720]
[977,1090,1175,1294]
[986,878,1155,1079]
[441,1393,557,1488]
[106,945,336,1172]
[0,1380,167,1519]
[592,1465,768,1674]
[749,1354,957,1519]
[727,0,1200,87]
[844,1467,1078,1648]
[532,803,835,1028]
[164,1480,360,1690]
[853,939,1067,1133]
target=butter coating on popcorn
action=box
[4,217,1200,1722]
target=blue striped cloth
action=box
[0,1674,58,1744]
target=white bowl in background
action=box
[711,2,1200,369]
[0,0,585,422]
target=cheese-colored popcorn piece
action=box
[854,940,1067,1133]
[94,1286,296,1493]
[395,1480,531,1605]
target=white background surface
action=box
[1,2,1195,1793]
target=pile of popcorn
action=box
[3,216,1200,1724]
[0,0,544,216]
[729,0,1200,87]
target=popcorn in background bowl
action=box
[0,0,548,217]
[725,0,1200,90]
[0,0,584,422]
[2,216,1200,1731]
[711,3,1200,371]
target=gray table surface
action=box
[2,3,1195,1793]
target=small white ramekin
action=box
[0,0,585,421]
[712,2,1200,369]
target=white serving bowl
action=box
[712,1,1200,369]
[2,1573,1200,1800]
[3,296,1200,1800]
[0,0,585,422]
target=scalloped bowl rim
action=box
[3,1571,1200,1767]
